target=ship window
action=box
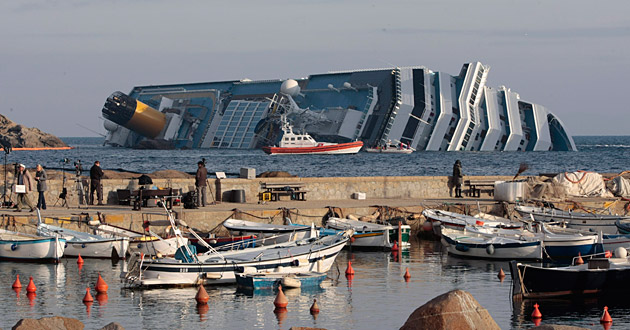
[291,137,296,141]
[297,137,302,140]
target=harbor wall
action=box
[1,174,517,234]
[15,175,517,206]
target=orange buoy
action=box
[273,284,288,310]
[310,299,320,314]
[531,303,542,319]
[12,274,22,289]
[345,261,355,276]
[600,306,612,324]
[605,250,612,258]
[195,285,210,305]
[95,273,108,293]
[83,288,94,303]
[422,220,433,232]
[26,276,36,293]
[533,317,541,327]
[403,268,411,281]
[575,252,584,265]
[350,236,355,243]
[391,241,399,253]
[498,268,506,280]
[77,254,84,265]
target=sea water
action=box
[5,136,630,178]
[1,240,629,329]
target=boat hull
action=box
[441,230,543,260]
[510,260,630,299]
[516,205,625,234]
[129,236,189,256]
[64,237,130,259]
[235,272,327,290]
[0,237,66,263]
[124,236,348,287]
[262,141,363,155]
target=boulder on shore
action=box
[0,114,67,149]
[399,290,500,330]
[12,316,84,330]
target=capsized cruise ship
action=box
[102,62,577,151]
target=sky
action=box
[1,0,628,137]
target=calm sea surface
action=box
[2,136,630,329]
[1,239,628,330]
[5,136,630,177]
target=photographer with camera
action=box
[14,164,36,212]
[89,160,104,205]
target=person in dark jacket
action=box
[453,160,464,198]
[90,160,104,205]
[195,161,208,207]
[35,164,47,210]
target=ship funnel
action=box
[102,91,166,139]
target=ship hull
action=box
[262,141,363,155]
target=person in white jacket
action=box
[15,164,36,212]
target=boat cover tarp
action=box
[552,171,613,198]
[609,176,630,197]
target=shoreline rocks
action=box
[0,114,67,149]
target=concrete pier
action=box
[0,174,623,236]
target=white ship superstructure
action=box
[102,62,576,151]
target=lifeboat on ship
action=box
[262,116,363,155]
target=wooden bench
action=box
[260,182,308,201]
[464,180,496,198]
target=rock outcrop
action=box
[400,290,500,330]
[0,114,67,149]
[12,316,84,330]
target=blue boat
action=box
[235,272,327,290]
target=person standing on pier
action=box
[14,164,35,212]
[452,160,464,198]
[195,161,207,207]
[90,160,104,205]
[35,164,47,210]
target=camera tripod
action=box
[54,160,69,208]
[1,146,14,208]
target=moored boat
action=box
[509,257,630,299]
[122,231,350,288]
[324,217,410,250]
[0,229,66,263]
[235,271,327,290]
[422,209,522,237]
[37,223,129,259]
[516,204,626,234]
[440,227,543,260]
[223,218,314,245]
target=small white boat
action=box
[440,227,543,260]
[37,223,129,259]
[0,229,66,263]
[262,115,363,155]
[422,209,522,237]
[515,205,627,234]
[365,141,415,154]
[122,231,350,288]
[325,217,410,250]
[235,271,327,290]
[223,218,314,245]
[91,222,187,257]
